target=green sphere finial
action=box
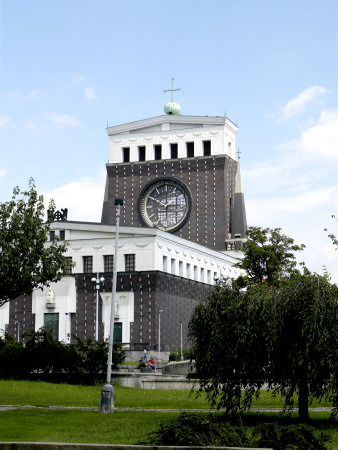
[164,101,181,115]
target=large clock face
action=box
[139,178,191,232]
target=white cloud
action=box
[265,107,338,168]
[0,114,14,130]
[27,89,39,99]
[0,169,7,178]
[244,105,338,282]
[24,119,38,130]
[271,86,330,121]
[246,189,338,281]
[300,109,338,158]
[84,87,97,100]
[43,175,106,222]
[41,112,82,127]
[247,186,338,219]
[72,74,86,83]
[7,92,22,99]
[7,90,39,100]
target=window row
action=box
[62,254,135,275]
[82,254,135,274]
[50,230,65,241]
[162,255,219,284]
[122,140,211,163]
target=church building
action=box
[0,84,247,354]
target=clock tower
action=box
[101,91,246,251]
[2,88,247,353]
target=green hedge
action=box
[0,329,125,384]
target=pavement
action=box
[0,405,333,412]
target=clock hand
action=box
[149,196,166,207]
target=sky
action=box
[1,0,338,281]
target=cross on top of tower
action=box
[164,78,181,102]
[237,149,242,160]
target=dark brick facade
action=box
[101,155,237,251]
[8,272,211,350]
[7,294,35,344]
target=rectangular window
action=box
[170,143,178,159]
[138,146,146,161]
[201,267,205,282]
[186,142,194,157]
[83,256,93,273]
[194,265,198,280]
[179,261,183,276]
[50,231,55,241]
[154,144,162,160]
[104,255,114,272]
[171,258,176,275]
[123,147,130,163]
[59,230,65,241]
[125,254,135,272]
[207,270,212,284]
[163,255,168,272]
[203,140,211,156]
[186,263,191,278]
[65,257,73,275]
[44,313,59,341]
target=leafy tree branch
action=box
[0,179,70,306]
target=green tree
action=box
[189,227,338,422]
[23,328,70,374]
[0,179,70,306]
[72,335,125,378]
[268,269,338,421]
[189,272,338,421]
[0,333,27,379]
[236,226,305,285]
[325,214,338,250]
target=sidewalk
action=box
[0,404,333,412]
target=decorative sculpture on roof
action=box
[47,208,68,222]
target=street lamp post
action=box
[99,198,123,414]
[15,321,20,343]
[180,321,183,361]
[91,273,105,341]
[157,309,163,369]
[65,313,68,343]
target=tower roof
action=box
[235,156,244,194]
[231,156,247,239]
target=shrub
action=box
[140,413,331,449]
[0,333,27,379]
[169,348,192,362]
[0,329,126,385]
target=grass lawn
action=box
[0,409,179,444]
[0,380,334,410]
[0,380,336,447]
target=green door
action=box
[114,322,122,343]
[44,313,59,341]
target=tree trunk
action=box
[298,378,309,422]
